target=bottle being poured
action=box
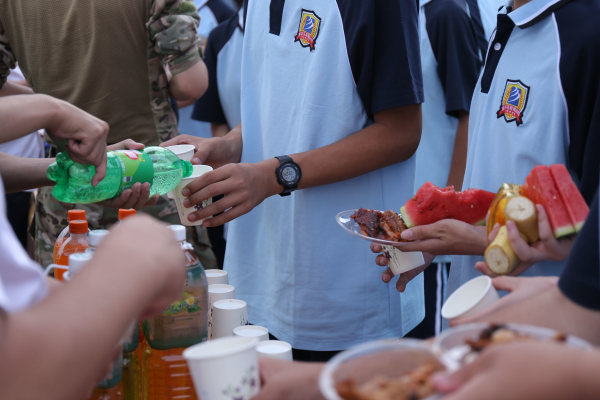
[47,147,193,204]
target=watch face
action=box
[281,166,297,183]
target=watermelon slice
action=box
[400,182,495,228]
[549,164,589,232]
[522,165,575,238]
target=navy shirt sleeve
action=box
[558,190,600,311]
[424,0,482,117]
[336,0,424,120]
[191,14,240,124]
[555,0,600,204]
[206,0,236,23]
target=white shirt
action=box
[0,173,48,312]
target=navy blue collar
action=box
[500,0,572,28]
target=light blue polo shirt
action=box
[224,0,424,351]
[177,0,236,138]
[449,0,600,297]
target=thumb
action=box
[124,140,145,150]
[400,224,435,241]
[191,144,211,165]
[490,275,521,292]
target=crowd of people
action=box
[0,0,599,399]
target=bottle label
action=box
[112,150,154,194]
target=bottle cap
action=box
[69,220,88,234]
[89,229,109,247]
[67,209,86,221]
[68,252,93,275]
[169,225,186,242]
[119,209,137,220]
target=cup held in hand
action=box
[174,165,213,226]
[381,245,424,276]
[441,276,499,321]
[166,145,196,199]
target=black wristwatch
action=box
[274,156,302,197]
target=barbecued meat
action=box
[351,208,407,242]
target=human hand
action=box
[160,133,241,168]
[433,342,598,400]
[476,205,575,277]
[449,276,558,326]
[99,182,160,210]
[181,160,281,227]
[97,215,186,318]
[370,243,435,292]
[390,220,488,256]
[107,139,145,152]
[252,358,325,400]
[46,98,109,186]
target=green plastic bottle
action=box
[47,147,193,204]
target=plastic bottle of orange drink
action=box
[52,209,86,280]
[54,220,89,277]
[141,225,208,400]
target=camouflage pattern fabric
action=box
[0,20,16,88]
[147,0,202,142]
[35,186,217,271]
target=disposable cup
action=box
[209,284,236,340]
[173,165,213,226]
[255,340,293,361]
[234,326,269,342]
[166,145,196,199]
[183,336,261,400]
[212,299,249,339]
[441,276,499,322]
[206,269,229,285]
[381,245,425,275]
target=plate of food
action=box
[336,208,413,246]
[319,339,448,400]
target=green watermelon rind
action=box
[555,225,577,239]
[399,205,414,228]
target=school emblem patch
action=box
[294,9,321,51]
[497,80,530,126]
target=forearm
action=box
[169,61,209,102]
[0,152,54,193]
[211,122,230,138]
[255,104,422,193]
[0,80,35,97]
[0,94,60,143]
[0,253,162,400]
[446,111,469,190]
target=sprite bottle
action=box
[47,147,193,204]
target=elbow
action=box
[170,61,209,102]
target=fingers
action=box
[201,203,250,227]
[91,150,108,187]
[182,168,228,198]
[160,134,199,149]
[474,261,499,278]
[490,275,521,292]
[381,267,394,283]
[370,243,382,253]
[376,255,389,267]
[145,194,160,207]
[396,264,428,292]
[132,183,152,210]
[106,139,145,151]
[487,223,501,244]
[505,221,535,262]
[536,204,555,242]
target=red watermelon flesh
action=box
[400,182,495,228]
[522,165,575,238]
[549,164,589,232]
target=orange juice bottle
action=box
[52,209,86,280]
[54,220,89,276]
[119,209,137,222]
[141,225,208,400]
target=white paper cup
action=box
[166,145,196,199]
[212,299,249,339]
[256,340,293,361]
[441,276,499,321]
[206,269,229,285]
[381,245,424,276]
[174,165,213,226]
[209,284,236,340]
[183,336,261,400]
[234,326,269,342]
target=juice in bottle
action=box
[54,220,89,274]
[52,209,86,280]
[141,225,208,400]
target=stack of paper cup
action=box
[165,145,196,199]
[206,269,229,285]
[256,340,293,361]
[173,165,214,226]
[233,326,269,342]
[381,245,425,276]
[183,336,261,400]
[212,299,249,339]
[209,284,236,340]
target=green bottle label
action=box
[112,150,154,194]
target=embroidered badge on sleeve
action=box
[294,9,321,51]
[497,80,530,126]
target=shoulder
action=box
[206,0,236,23]
[424,0,470,29]
[555,0,600,50]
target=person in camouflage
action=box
[0,0,216,270]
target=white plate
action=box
[336,210,414,246]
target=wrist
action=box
[257,158,285,197]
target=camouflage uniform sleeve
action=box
[148,0,202,75]
[0,20,16,88]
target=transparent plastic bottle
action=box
[55,220,89,269]
[52,209,86,279]
[86,230,109,254]
[65,253,124,400]
[141,225,208,400]
[47,147,193,204]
